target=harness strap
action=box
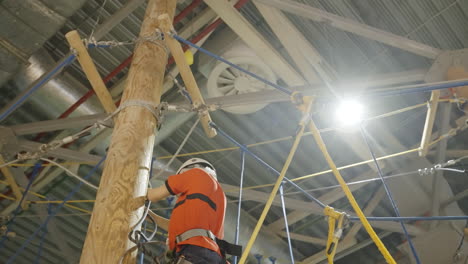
[175,229,243,257]
[176,228,216,244]
[174,193,217,211]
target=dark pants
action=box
[176,245,224,264]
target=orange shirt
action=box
[165,168,226,255]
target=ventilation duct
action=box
[198,28,277,114]
[0,0,87,87]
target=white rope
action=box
[153,118,200,179]
[40,158,98,190]
[0,159,20,169]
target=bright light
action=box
[335,100,364,126]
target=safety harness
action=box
[169,189,242,263]
[324,206,349,264]
[171,228,242,263]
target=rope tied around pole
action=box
[111,99,168,130]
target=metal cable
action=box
[279,183,295,264]
[153,118,200,179]
[359,125,421,264]
[40,158,98,190]
[233,151,246,264]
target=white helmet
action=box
[176,158,217,179]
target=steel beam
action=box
[204,0,305,86]
[18,140,103,163]
[254,2,325,84]
[10,113,108,135]
[92,0,145,41]
[255,0,441,59]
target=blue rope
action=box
[6,156,106,263]
[0,54,76,123]
[0,162,42,248]
[350,215,468,221]
[209,122,327,209]
[171,34,293,96]
[279,183,295,264]
[33,229,48,264]
[359,125,421,264]
[233,151,246,264]
[33,202,53,264]
[87,44,112,48]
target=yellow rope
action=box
[0,193,16,201]
[308,119,396,264]
[0,179,92,214]
[225,147,420,193]
[238,97,314,264]
[5,100,446,169]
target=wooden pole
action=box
[79,0,177,263]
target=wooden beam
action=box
[204,0,305,86]
[222,183,323,214]
[0,154,23,203]
[65,30,117,114]
[255,0,441,59]
[159,14,217,138]
[92,0,145,40]
[445,149,468,158]
[79,0,177,263]
[278,232,327,246]
[18,140,102,163]
[254,2,330,84]
[419,90,440,156]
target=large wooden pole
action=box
[79,0,177,263]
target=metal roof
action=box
[1,0,468,263]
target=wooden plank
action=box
[65,30,117,114]
[0,154,23,203]
[159,14,217,138]
[277,232,327,246]
[419,90,440,156]
[204,0,305,86]
[79,0,177,263]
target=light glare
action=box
[335,100,364,125]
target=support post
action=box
[65,30,117,114]
[419,90,440,156]
[79,0,177,263]
[0,155,23,204]
[159,15,217,138]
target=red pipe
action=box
[174,0,203,24]
[4,0,252,202]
